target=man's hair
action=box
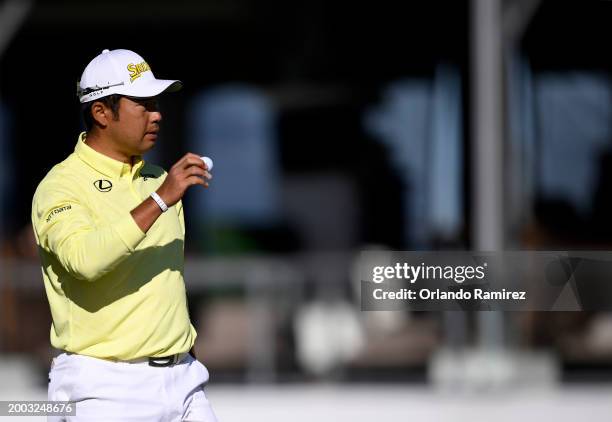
[81,94,122,131]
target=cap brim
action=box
[116,78,183,98]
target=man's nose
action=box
[151,111,162,123]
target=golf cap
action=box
[77,49,182,103]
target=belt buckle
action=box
[148,355,177,367]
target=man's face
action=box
[107,96,161,157]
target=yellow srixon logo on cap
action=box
[127,61,151,82]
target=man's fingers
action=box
[186,167,206,177]
[185,152,204,161]
[186,175,209,188]
[173,153,205,170]
[183,153,206,165]
[184,167,212,180]
[182,157,205,170]
[165,153,212,200]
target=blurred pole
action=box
[503,0,542,236]
[246,265,276,383]
[471,0,503,254]
[432,0,506,389]
[471,0,504,347]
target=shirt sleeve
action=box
[161,169,185,238]
[176,200,186,237]
[32,181,146,282]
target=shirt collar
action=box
[75,132,145,180]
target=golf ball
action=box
[200,156,213,171]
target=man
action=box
[31,49,217,421]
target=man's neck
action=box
[85,131,132,165]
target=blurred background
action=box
[1,0,612,420]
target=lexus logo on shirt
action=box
[94,179,113,192]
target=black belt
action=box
[148,353,186,367]
[54,350,190,367]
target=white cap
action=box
[77,49,182,103]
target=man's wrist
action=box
[150,191,168,212]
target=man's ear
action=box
[90,101,110,128]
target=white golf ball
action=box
[200,156,213,171]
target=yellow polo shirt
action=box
[31,132,196,360]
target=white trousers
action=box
[48,352,218,422]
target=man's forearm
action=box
[130,196,164,233]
